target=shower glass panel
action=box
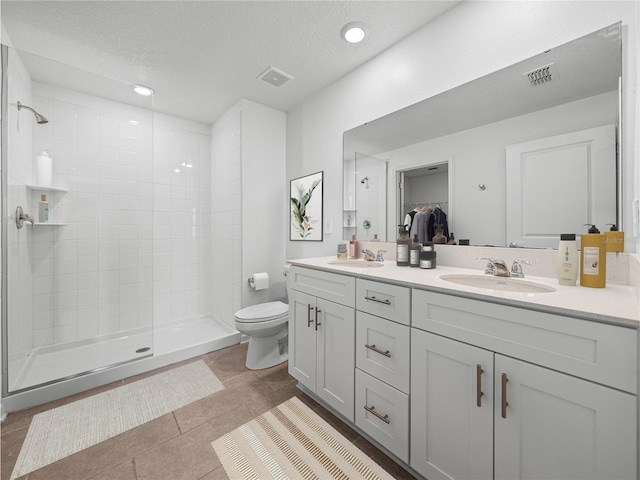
[351,152,387,241]
[2,47,154,393]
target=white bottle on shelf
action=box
[37,151,52,186]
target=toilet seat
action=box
[234,301,288,324]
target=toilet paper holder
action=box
[247,272,269,290]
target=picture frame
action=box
[290,171,323,241]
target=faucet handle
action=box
[375,250,387,262]
[511,259,535,278]
[362,249,375,261]
[477,257,495,275]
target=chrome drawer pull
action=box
[365,344,391,358]
[364,405,390,424]
[364,295,391,305]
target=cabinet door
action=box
[316,298,355,421]
[288,289,317,389]
[495,355,637,480]
[411,330,493,480]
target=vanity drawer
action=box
[355,369,409,462]
[356,279,410,325]
[356,311,410,393]
[290,266,355,307]
[412,289,638,394]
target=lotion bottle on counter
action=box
[580,224,606,288]
[396,225,410,266]
[557,233,578,285]
[410,234,421,267]
[348,235,359,259]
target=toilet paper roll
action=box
[249,272,269,291]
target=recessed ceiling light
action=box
[341,22,366,44]
[134,85,154,96]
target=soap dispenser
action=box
[557,234,578,285]
[580,224,606,288]
[410,234,421,267]
[605,224,624,253]
[396,225,410,266]
[348,234,359,259]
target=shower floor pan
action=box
[6,315,240,409]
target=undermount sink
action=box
[440,274,555,293]
[327,259,384,268]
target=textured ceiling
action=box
[1,1,461,125]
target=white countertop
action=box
[289,256,640,328]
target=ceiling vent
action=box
[257,66,293,88]
[522,62,559,86]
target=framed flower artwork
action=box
[290,171,323,241]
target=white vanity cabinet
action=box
[354,279,411,462]
[411,289,638,480]
[288,266,356,420]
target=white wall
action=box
[210,99,286,329]
[285,1,639,259]
[240,100,287,306]
[210,103,242,329]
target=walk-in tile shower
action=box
[1,46,239,412]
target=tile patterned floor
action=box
[1,343,415,480]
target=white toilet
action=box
[234,267,290,370]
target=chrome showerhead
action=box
[17,101,48,124]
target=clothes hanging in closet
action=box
[427,206,449,241]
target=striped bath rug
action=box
[11,360,224,479]
[212,396,395,480]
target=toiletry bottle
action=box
[396,225,410,266]
[557,233,578,285]
[410,234,421,267]
[349,234,359,259]
[580,224,606,288]
[337,243,347,260]
[372,234,379,242]
[38,194,49,223]
[605,224,624,253]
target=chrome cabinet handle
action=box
[364,295,391,305]
[501,373,509,418]
[315,306,321,331]
[476,364,484,407]
[365,344,391,358]
[307,304,313,327]
[364,405,390,424]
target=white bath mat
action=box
[11,360,224,479]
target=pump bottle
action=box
[396,225,410,266]
[580,224,606,288]
[557,234,578,285]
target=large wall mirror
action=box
[343,23,622,249]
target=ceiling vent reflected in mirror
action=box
[523,62,559,86]
[257,66,293,88]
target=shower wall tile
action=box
[23,83,213,355]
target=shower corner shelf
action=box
[26,184,68,193]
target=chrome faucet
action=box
[362,249,387,262]
[362,249,376,261]
[374,250,387,262]
[477,257,510,277]
[510,259,535,278]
